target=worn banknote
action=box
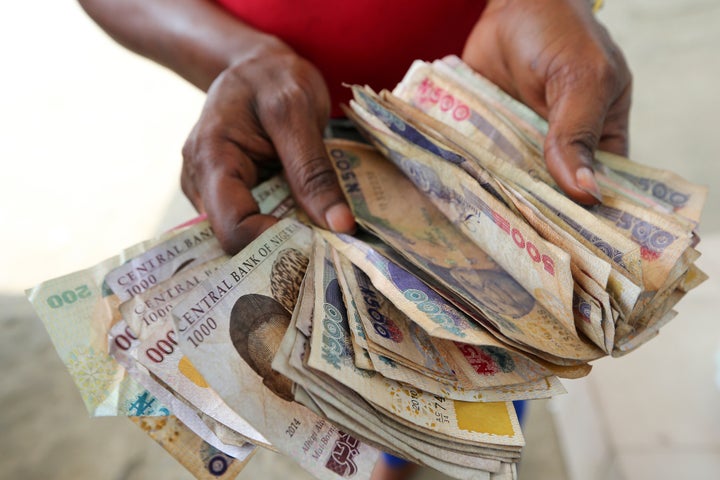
[130,415,253,479]
[273,318,515,480]
[172,219,380,480]
[326,139,601,363]
[26,223,192,415]
[307,236,525,441]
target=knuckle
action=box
[546,127,599,157]
[592,56,617,88]
[295,156,338,198]
[181,136,207,175]
[261,82,309,122]
[569,128,600,153]
[551,46,620,93]
[181,138,199,171]
[181,139,200,186]
[180,173,193,198]
[184,133,229,173]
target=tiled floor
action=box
[1,1,719,479]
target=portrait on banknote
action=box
[229,293,295,402]
[448,267,535,319]
[228,247,309,402]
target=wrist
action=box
[222,34,316,90]
[225,32,295,71]
[485,0,598,13]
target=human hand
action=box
[462,0,632,204]
[181,41,355,254]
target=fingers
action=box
[184,136,277,255]
[544,63,616,205]
[259,80,356,234]
[181,50,357,255]
[544,96,603,204]
[462,0,633,205]
[597,83,632,157]
[182,53,356,256]
[277,125,355,233]
[204,170,278,254]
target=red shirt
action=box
[215,0,487,117]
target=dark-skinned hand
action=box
[182,0,633,255]
[181,41,356,254]
[462,0,632,204]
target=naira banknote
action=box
[172,219,380,480]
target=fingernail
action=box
[325,203,356,233]
[576,167,603,203]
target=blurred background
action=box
[1,1,718,479]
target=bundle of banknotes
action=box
[27,56,707,480]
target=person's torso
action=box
[215,0,487,116]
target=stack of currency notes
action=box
[25,180,294,479]
[26,56,707,480]
[343,55,708,361]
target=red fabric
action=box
[215,0,487,117]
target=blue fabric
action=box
[513,399,527,425]
[381,452,412,468]
[380,400,528,468]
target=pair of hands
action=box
[181,0,632,254]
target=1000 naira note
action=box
[172,219,380,480]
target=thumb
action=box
[544,75,607,205]
[264,110,355,233]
